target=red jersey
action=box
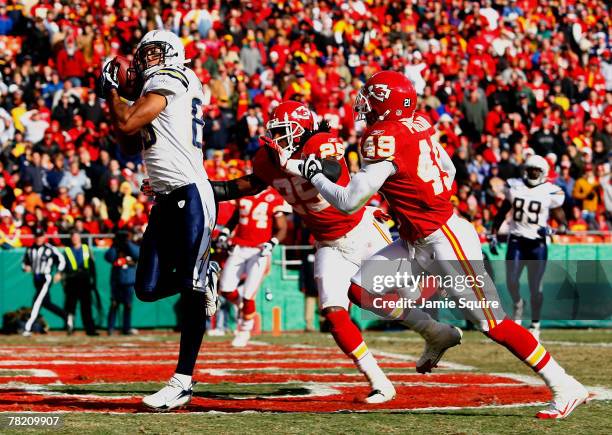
[360,112,453,242]
[231,187,288,248]
[253,132,365,241]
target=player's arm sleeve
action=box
[492,199,512,235]
[22,249,30,270]
[209,174,267,202]
[224,207,240,233]
[549,186,566,209]
[310,160,396,215]
[52,246,66,272]
[272,212,288,242]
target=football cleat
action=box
[206,328,226,337]
[231,330,251,348]
[204,261,221,317]
[513,299,524,325]
[536,376,589,419]
[416,325,462,374]
[21,330,32,337]
[143,376,194,411]
[364,381,396,404]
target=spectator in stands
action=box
[59,160,91,199]
[104,230,139,335]
[62,230,97,336]
[56,38,86,86]
[0,0,606,254]
[573,164,600,228]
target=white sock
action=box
[172,373,192,389]
[240,318,254,332]
[356,352,389,389]
[531,321,541,330]
[538,357,567,387]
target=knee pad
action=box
[348,282,366,307]
[242,298,256,319]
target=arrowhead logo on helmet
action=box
[367,84,391,102]
[291,106,312,120]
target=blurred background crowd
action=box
[0,0,610,249]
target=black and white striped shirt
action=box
[22,243,66,276]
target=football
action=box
[114,55,142,101]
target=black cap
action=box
[34,228,45,237]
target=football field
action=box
[0,329,610,434]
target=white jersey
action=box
[140,66,208,193]
[504,178,565,240]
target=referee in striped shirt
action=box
[21,228,67,336]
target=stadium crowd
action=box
[0,0,610,249]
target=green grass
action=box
[3,329,611,434]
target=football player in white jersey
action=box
[490,155,567,340]
[100,30,219,411]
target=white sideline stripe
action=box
[0,369,57,377]
[262,341,475,370]
[0,350,344,358]
[536,340,612,348]
[372,349,475,371]
[379,336,612,349]
[0,358,403,366]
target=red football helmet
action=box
[265,101,318,164]
[354,71,417,125]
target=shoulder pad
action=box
[303,133,345,160]
[147,67,189,89]
[506,178,524,188]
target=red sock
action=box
[325,309,366,359]
[486,318,551,371]
[242,298,256,317]
[222,289,239,304]
[348,282,405,319]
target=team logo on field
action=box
[291,106,312,120]
[367,84,391,102]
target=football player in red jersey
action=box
[299,71,589,420]
[217,187,290,347]
[209,101,460,404]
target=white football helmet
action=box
[524,155,549,186]
[134,30,187,78]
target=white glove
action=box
[215,227,231,251]
[99,57,119,99]
[260,237,279,257]
[299,154,324,182]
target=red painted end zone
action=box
[0,339,551,413]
